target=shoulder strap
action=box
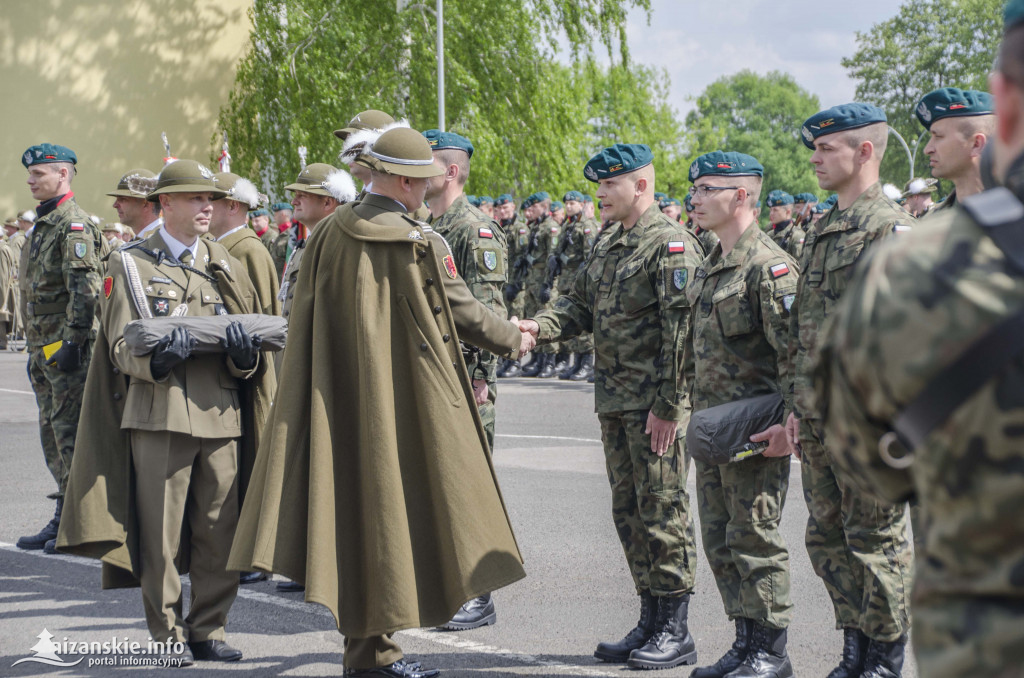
[886,187,1024,457]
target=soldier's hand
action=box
[539,283,552,304]
[645,411,678,457]
[750,424,792,457]
[151,327,196,379]
[518,330,536,358]
[222,321,259,370]
[517,319,540,339]
[785,412,801,458]
[472,379,489,406]
[47,340,83,372]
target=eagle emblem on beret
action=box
[584,165,598,181]
[23,151,32,165]
[689,161,699,180]
[801,127,813,143]
[917,102,932,122]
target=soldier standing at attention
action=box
[497,194,528,378]
[684,152,798,678]
[915,87,995,211]
[817,4,1024,674]
[422,130,510,631]
[519,192,561,378]
[765,190,805,261]
[269,202,296,280]
[109,168,162,241]
[520,144,703,670]
[786,104,915,678]
[249,207,275,247]
[15,144,103,554]
[550,190,596,380]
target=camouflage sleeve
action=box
[650,235,701,421]
[534,257,593,342]
[760,260,799,415]
[785,278,803,417]
[61,221,103,344]
[461,228,508,382]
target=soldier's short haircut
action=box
[737,176,762,204]
[955,113,996,140]
[435,149,470,186]
[840,122,888,159]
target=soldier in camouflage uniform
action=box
[816,11,1024,675]
[765,190,806,263]
[548,190,596,380]
[786,104,915,678]
[915,87,995,212]
[521,144,702,670]
[496,194,527,377]
[519,192,561,378]
[684,152,798,678]
[15,144,103,554]
[423,130,510,632]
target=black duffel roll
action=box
[686,392,785,465]
[123,314,288,356]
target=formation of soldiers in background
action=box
[3,5,1021,674]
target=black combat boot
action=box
[537,354,558,378]
[594,591,657,663]
[17,497,62,550]
[859,635,906,678]
[520,354,543,377]
[725,624,792,678]
[555,352,575,378]
[691,618,753,678]
[496,358,511,377]
[502,359,522,378]
[826,628,869,678]
[626,594,698,669]
[570,353,595,381]
[438,593,496,630]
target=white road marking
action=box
[496,434,603,444]
[0,387,34,396]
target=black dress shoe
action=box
[276,579,305,592]
[344,658,440,677]
[438,593,495,630]
[239,571,268,584]
[188,639,243,662]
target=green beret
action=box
[249,208,270,218]
[813,202,830,214]
[107,168,157,198]
[1006,0,1024,30]
[495,193,514,206]
[272,202,292,212]
[423,129,475,159]
[583,143,653,182]
[754,200,762,209]
[654,191,668,201]
[563,190,584,202]
[793,192,818,205]
[801,103,887,149]
[365,128,444,179]
[689,151,764,181]
[478,195,494,205]
[915,88,994,130]
[684,194,694,212]
[22,143,77,168]
[582,194,594,203]
[766,190,794,207]
[522,192,549,208]
[550,201,564,211]
[148,159,227,202]
[659,197,682,208]
[333,109,396,140]
[467,195,480,207]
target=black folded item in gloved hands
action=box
[151,327,197,379]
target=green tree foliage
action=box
[842,0,1002,184]
[684,71,822,201]
[219,0,678,202]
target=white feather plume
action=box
[90,214,102,224]
[905,178,933,196]
[228,177,262,209]
[339,119,411,163]
[882,184,902,201]
[323,169,357,203]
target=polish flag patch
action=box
[70,222,84,231]
[770,263,790,278]
[668,241,686,253]
[479,227,493,239]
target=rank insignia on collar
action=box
[673,268,687,290]
[104,276,113,298]
[74,242,87,258]
[443,254,458,279]
[483,250,497,271]
[219,259,230,272]
[770,263,790,278]
[153,299,169,316]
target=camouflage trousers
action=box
[799,419,913,641]
[599,411,697,596]
[523,277,558,355]
[27,342,93,498]
[695,454,793,630]
[912,596,1024,678]
[479,378,497,452]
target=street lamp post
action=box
[887,126,914,183]
[436,0,445,131]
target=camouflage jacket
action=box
[788,182,911,420]
[816,186,1024,678]
[269,227,293,281]
[685,225,798,414]
[689,223,719,257]
[525,216,560,283]
[504,214,528,266]
[533,202,701,420]
[19,193,103,348]
[431,195,508,382]
[549,213,597,293]
[768,219,806,262]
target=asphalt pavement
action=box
[0,351,917,677]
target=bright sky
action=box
[586,0,905,118]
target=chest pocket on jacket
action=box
[144,288,181,317]
[712,280,756,338]
[195,283,227,315]
[825,237,866,295]
[616,254,655,316]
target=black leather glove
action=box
[151,327,196,380]
[504,283,521,304]
[539,283,552,304]
[47,340,83,372]
[222,321,261,370]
